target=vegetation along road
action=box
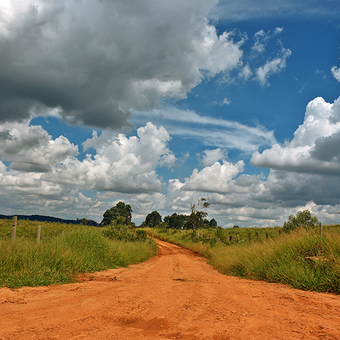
[1,239,340,339]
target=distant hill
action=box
[0,214,99,227]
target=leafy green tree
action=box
[199,218,209,228]
[144,211,162,228]
[197,217,216,229]
[209,218,218,228]
[164,213,188,229]
[101,202,132,226]
[215,226,224,239]
[189,198,210,232]
[282,209,321,233]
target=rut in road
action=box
[1,239,340,340]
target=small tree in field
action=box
[282,209,321,233]
[189,197,210,232]
[101,202,132,226]
[164,213,188,229]
[144,211,162,228]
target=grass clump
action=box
[0,220,157,288]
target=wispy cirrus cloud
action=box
[235,28,291,86]
[255,45,292,86]
[212,98,231,106]
[133,106,277,153]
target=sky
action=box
[1,0,340,227]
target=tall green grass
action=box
[148,227,340,294]
[0,220,157,288]
[0,218,73,238]
[208,230,340,293]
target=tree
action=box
[282,209,321,233]
[189,197,210,232]
[144,211,162,228]
[209,218,218,228]
[80,218,88,225]
[164,213,188,229]
[101,202,132,226]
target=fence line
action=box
[6,216,42,245]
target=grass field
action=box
[148,225,340,294]
[0,219,157,288]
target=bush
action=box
[136,229,147,241]
[283,209,321,233]
[103,222,149,242]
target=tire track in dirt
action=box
[0,239,340,339]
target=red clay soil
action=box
[1,240,340,340]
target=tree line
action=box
[100,198,217,231]
[100,201,323,234]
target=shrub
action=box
[103,221,149,242]
[283,209,321,233]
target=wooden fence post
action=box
[256,231,259,242]
[11,216,17,244]
[319,224,322,237]
[37,225,41,245]
[248,233,251,243]
[236,234,239,243]
[266,233,269,240]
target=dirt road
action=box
[1,240,340,339]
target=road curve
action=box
[0,239,340,339]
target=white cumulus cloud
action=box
[0,121,78,172]
[0,121,175,221]
[43,122,175,193]
[181,160,245,193]
[201,148,228,166]
[251,96,340,174]
[0,0,244,129]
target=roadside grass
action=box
[0,218,73,238]
[0,220,157,288]
[147,226,340,294]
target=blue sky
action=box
[1,0,340,227]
